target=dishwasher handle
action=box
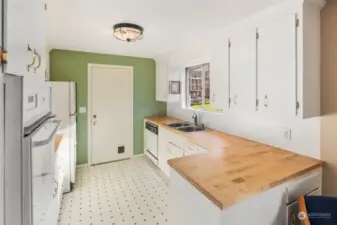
[145,122,158,135]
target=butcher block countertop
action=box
[54,134,63,153]
[145,116,323,210]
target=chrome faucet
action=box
[192,112,198,126]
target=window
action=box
[185,63,221,112]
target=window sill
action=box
[183,107,223,115]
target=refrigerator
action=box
[51,81,77,192]
[4,75,61,225]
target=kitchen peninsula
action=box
[145,116,323,225]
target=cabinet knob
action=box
[264,95,268,107]
[233,95,237,105]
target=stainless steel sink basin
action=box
[166,122,191,128]
[176,126,206,133]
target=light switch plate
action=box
[79,107,86,114]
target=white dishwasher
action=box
[145,122,158,165]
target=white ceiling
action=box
[47,0,281,58]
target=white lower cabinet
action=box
[158,127,171,177]
[168,142,183,159]
[158,127,210,177]
[170,168,322,225]
[50,138,66,225]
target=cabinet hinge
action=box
[45,3,47,10]
[256,32,259,39]
[256,99,259,107]
[0,47,8,65]
[228,98,231,105]
[228,39,231,48]
[296,18,300,27]
[296,101,300,110]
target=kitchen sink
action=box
[166,122,191,128]
[176,126,206,133]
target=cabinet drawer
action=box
[286,171,320,203]
[307,188,321,196]
[184,142,199,155]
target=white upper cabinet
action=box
[209,38,229,110]
[155,56,168,102]
[256,0,323,119]
[3,0,47,81]
[296,0,323,118]
[257,15,297,118]
[32,0,48,80]
[3,0,32,76]
[156,55,182,103]
[229,29,256,112]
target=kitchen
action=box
[1,0,337,225]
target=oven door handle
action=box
[32,120,61,147]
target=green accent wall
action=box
[50,49,166,165]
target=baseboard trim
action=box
[133,153,145,158]
[76,164,88,168]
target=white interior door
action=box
[90,65,133,165]
[257,14,297,118]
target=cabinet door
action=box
[158,128,170,177]
[32,0,48,81]
[3,0,46,80]
[168,142,183,159]
[257,15,297,118]
[0,1,3,223]
[229,29,256,111]
[3,0,32,76]
[156,57,168,102]
[210,38,229,109]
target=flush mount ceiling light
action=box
[113,23,144,42]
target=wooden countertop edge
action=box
[169,162,323,210]
[169,164,224,209]
[54,134,63,153]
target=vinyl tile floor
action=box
[58,156,169,225]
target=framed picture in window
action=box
[169,81,181,94]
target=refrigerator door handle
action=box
[32,120,61,147]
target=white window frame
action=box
[186,63,220,112]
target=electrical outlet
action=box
[284,129,292,140]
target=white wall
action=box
[320,0,337,196]
[166,0,322,159]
